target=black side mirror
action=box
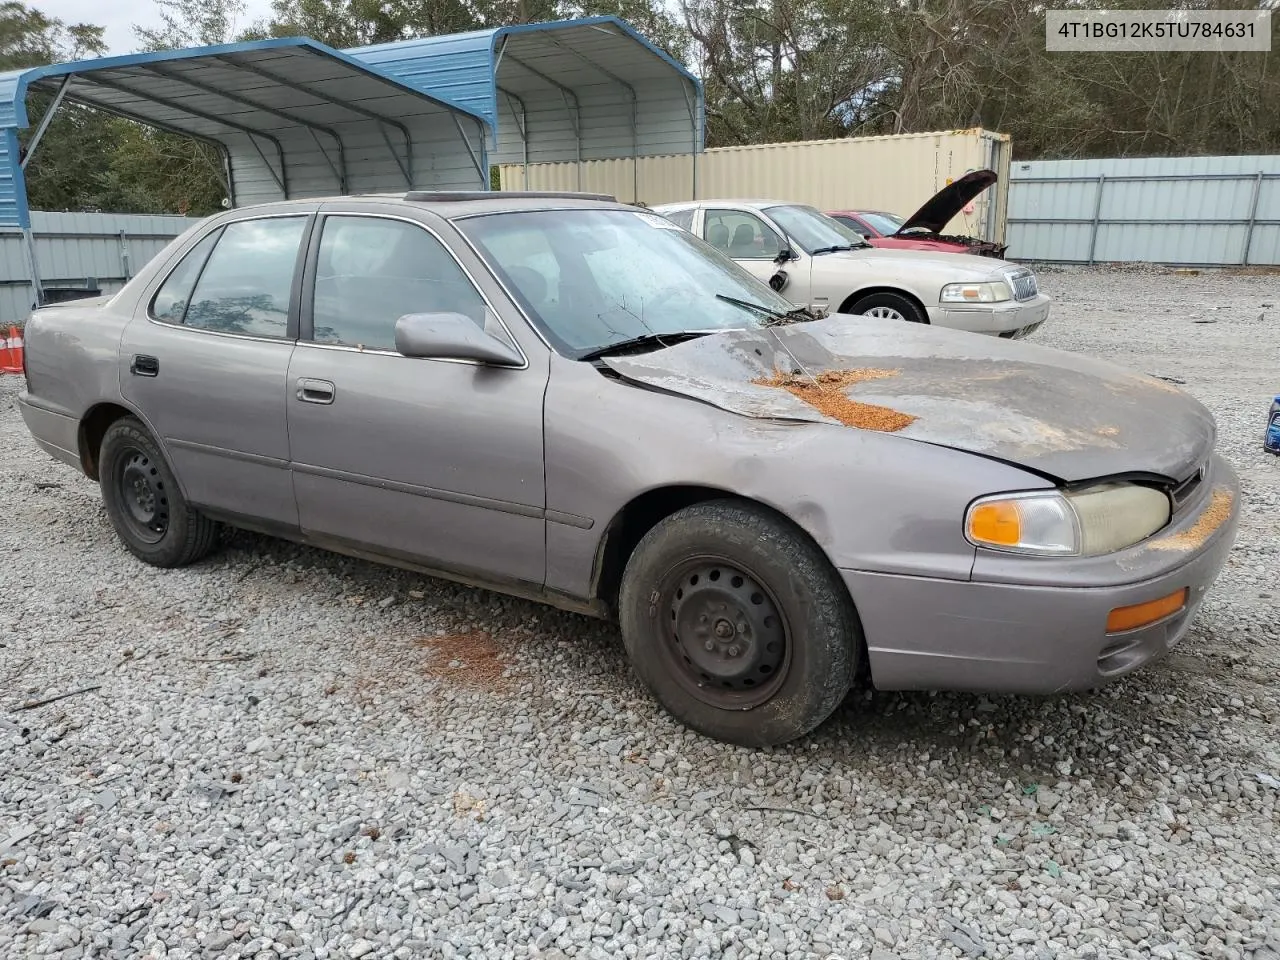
[773,247,795,264]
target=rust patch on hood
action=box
[754,368,916,433]
[1148,488,1234,552]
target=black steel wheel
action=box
[619,499,861,747]
[113,447,170,544]
[662,559,790,710]
[99,416,221,568]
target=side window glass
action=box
[705,210,783,260]
[311,217,489,350]
[185,217,307,337]
[150,230,220,324]
[838,217,868,238]
[468,223,561,316]
[664,208,695,231]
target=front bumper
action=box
[841,455,1241,694]
[927,293,1051,337]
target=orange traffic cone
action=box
[1,325,23,375]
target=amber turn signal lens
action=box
[966,500,1022,547]
[1105,588,1188,634]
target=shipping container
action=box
[499,128,1013,243]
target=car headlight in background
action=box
[940,281,1012,304]
[965,483,1172,557]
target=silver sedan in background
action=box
[654,199,1051,339]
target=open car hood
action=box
[897,169,998,235]
[602,316,1214,485]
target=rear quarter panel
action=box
[21,299,130,421]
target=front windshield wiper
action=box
[715,294,822,326]
[810,243,860,255]
[578,330,715,361]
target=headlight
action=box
[940,281,1012,304]
[965,483,1171,556]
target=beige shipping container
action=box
[500,128,1013,243]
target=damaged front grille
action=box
[1004,268,1039,302]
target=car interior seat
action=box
[730,224,756,257]
[707,223,730,250]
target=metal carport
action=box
[0,37,490,303]
[347,17,704,198]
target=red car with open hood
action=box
[828,169,1007,258]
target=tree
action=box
[135,0,249,49]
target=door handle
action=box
[296,378,335,404]
[130,355,159,377]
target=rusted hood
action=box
[601,316,1215,484]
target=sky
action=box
[36,0,275,55]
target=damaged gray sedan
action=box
[18,192,1240,746]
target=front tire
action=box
[619,500,861,747]
[99,417,220,568]
[849,291,927,324]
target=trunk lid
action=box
[602,316,1213,485]
[898,169,998,235]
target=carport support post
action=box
[1241,171,1263,267]
[21,75,73,171]
[21,228,43,308]
[118,230,132,280]
[1086,173,1106,265]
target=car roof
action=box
[653,199,799,212]
[208,191,638,221]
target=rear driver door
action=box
[120,212,312,530]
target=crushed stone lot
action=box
[2,266,1278,960]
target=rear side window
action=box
[150,230,220,324]
[183,217,307,338]
[663,208,695,231]
[310,216,488,350]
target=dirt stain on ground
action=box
[1148,488,1234,552]
[415,630,509,688]
[754,368,916,433]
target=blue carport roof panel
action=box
[348,17,704,167]
[0,37,489,229]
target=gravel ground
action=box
[2,267,1278,960]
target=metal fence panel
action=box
[1007,155,1280,265]
[0,210,198,325]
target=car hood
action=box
[820,245,1011,277]
[602,316,1213,485]
[898,169,998,234]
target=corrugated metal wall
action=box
[0,211,198,325]
[500,129,1013,242]
[1007,155,1280,265]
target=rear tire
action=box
[618,499,860,747]
[849,292,927,324]
[99,416,220,568]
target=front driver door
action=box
[285,209,548,588]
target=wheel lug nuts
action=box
[727,645,740,657]
[704,640,716,652]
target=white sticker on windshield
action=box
[634,211,682,230]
